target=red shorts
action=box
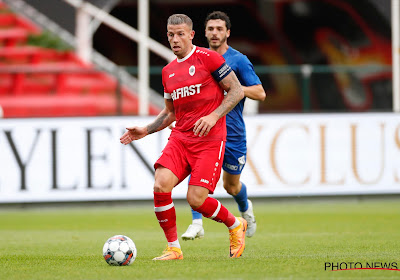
[154,135,225,194]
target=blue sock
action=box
[191,208,203,220]
[233,182,248,212]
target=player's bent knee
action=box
[186,195,205,209]
[153,181,172,193]
[186,191,208,209]
[187,185,209,208]
[153,167,178,193]
[153,184,164,193]
[223,183,240,196]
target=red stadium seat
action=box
[0,3,160,118]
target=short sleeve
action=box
[236,55,261,86]
[201,50,232,82]
[161,67,171,99]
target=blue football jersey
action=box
[223,47,261,141]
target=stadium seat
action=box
[0,3,160,118]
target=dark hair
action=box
[204,11,231,30]
[167,14,193,30]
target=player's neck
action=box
[177,44,195,60]
[210,43,229,56]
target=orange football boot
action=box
[152,246,183,261]
[229,217,247,258]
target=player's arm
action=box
[146,99,175,134]
[238,56,266,101]
[216,71,245,117]
[120,99,175,145]
[193,71,244,137]
[243,84,266,101]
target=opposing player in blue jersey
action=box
[181,11,266,240]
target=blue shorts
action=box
[222,139,247,175]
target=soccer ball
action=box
[103,235,137,266]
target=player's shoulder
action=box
[227,46,243,56]
[163,59,177,70]
[162,59,178,76]
[225,47,254,72]
[194,46,222,60]
[226,47,249,61]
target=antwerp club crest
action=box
[189,65,195,76]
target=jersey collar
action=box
[177,45,196,63]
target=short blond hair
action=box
[167,14,193,30]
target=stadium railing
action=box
[124,64,393,113]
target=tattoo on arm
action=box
[147,111,169,134]
[215,72,244,118]
[146,100,175,134]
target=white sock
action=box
[192,219,203,226]
[168,239,180,249]
[228,218,240,230]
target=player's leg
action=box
[187,140,246,258]
[181,174,204,241]
[152,136,188,261]
[223,172,256,237]
[223,141,257,237]
[191,208,203,225]
[223,172,247,209]
[181,208,204,240]
[187,185,247,258]
[152,166,183,260]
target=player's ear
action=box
[190,30,195,39]
[226,29,230,39]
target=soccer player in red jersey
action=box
[120,14,247,260]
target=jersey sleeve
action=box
[161,67,172,99]
[203,50,232,82]
[236,55,261,86]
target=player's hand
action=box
[120,126,147,144]
[193,113,219,137]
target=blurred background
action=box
[0,0,399,203]
[0,0,395,118]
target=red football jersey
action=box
[162,46,232,141]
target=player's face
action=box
[167,24,195,59]
[205,19,230,49]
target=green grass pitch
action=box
[1,198,400,279]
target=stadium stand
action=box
[0,2,160,118]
